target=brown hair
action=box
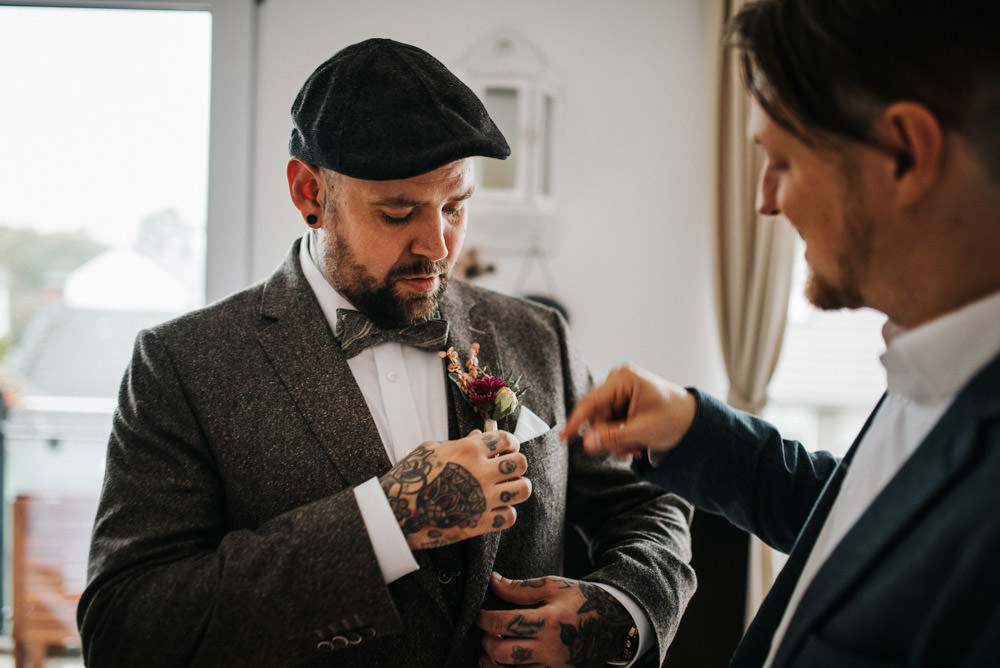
[727,0,1000,178]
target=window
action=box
[0,2,253,646]
[764,241,887,455]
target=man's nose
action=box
[756,167,780,216]
[411,211,449,261]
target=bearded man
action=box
[563,0,1000,666]
[78,38,694,668]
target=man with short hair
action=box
[78,38,694,667]
[563,0,1000,665]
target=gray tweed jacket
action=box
[78,238,695,667]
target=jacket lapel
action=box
[255,240,391,486]
[438,288,507,655]
[771,353,1000,665]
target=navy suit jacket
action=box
[641,350,1000,667]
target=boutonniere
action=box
[440,342,527,432]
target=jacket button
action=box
[331,635,349,649]
[316,641,334,652]
[346,631,363,645]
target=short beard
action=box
[324,232,451,329]
[805,269,864,310]
[804,159,870,312]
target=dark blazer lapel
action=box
[439,288,505,648]
[772,354,1000,666]
[255,240,391,485]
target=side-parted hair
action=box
[727,0,1000,179]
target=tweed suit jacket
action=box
[78,239,695,667]
[642,349,1000,667]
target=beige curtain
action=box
[712,0,797,625]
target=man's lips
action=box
[396,275,439,293]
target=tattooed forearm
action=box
[380,447,486,536]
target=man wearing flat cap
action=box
[78,39,694,667]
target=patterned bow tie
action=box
[335,308,450,359]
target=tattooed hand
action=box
[380,430,531,550]
[477,572,635,668]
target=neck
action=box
[876,189,1000,329]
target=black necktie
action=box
[335,308,450,359]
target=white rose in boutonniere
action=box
[439,342,528,432]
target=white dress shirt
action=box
[299,234,651,665]
[765,290,1000,666]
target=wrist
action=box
[614,623,639,663]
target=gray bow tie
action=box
[335,308,450,358]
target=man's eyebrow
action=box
[372,195,424,207]
[372,186,475,207]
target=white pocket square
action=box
[514,407,550,442]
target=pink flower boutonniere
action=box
[439,342,527,432]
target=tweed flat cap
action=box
[289,38,510,180]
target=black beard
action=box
[341,269,450,329]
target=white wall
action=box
[250,0,727,394]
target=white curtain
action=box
[712,0,798,625]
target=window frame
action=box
[1,0,257,302]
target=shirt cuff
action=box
[593,582,654,666]
[353,476,419,583]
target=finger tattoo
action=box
[483,432,501,451]
[511,646,533,663]
[500,490,518,502]
[506,614,545,637]
[499,459,517,475]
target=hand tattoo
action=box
[506,614,545,637]
[558,581,633,667]
[511,645,533,663]
[381,447,486,536]
[482,432,501,451]
[499,459,517,475]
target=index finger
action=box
[561,384,618,443]
[478,430,519,456]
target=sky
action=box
[0,5,211,248]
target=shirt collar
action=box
[881,290,1000,403]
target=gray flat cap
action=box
[289,38,510,180]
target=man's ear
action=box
[287,158,323,226]
[877,101,943,206]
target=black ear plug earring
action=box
[306,214,318,225]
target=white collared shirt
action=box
[765,290,1000,665]
[300,233,445,582]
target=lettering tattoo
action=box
[558,581,633,667]
[500,490,518,502]
[506,614,545,638]
[499,459,517,475]
[380,446,487,536]
[493,513,506,528]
